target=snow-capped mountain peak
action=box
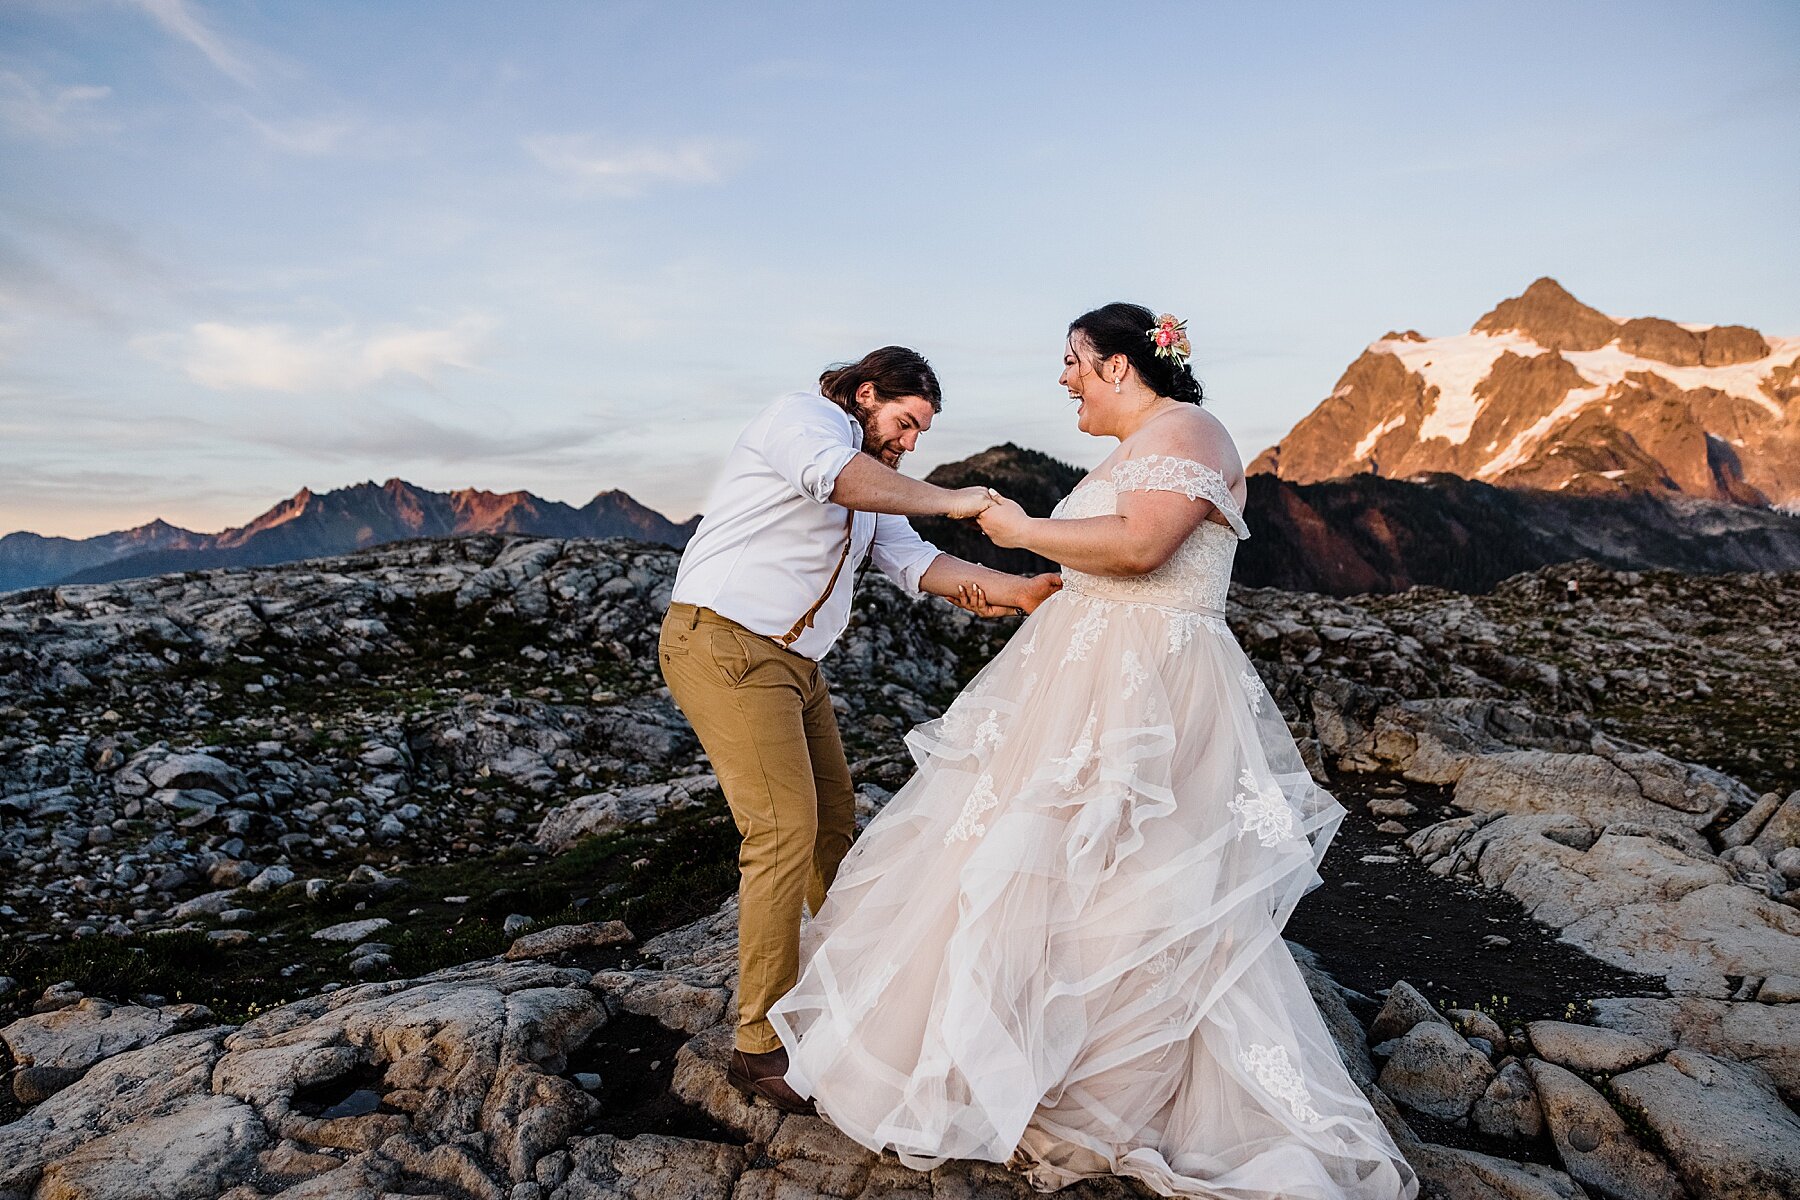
[1253,278,1800,506]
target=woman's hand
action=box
[944,572,1061,618]
[975,489,1034,549]
[948,583,1017,617]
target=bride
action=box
[767,303,1420,1199]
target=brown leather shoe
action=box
[727,1046,816,1115]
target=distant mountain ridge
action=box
[0,480,698,592]
[15,433,1800,599]
[920,445,1800,595]
[1253,278,1800,507]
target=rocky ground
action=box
[1,535,1797,1199]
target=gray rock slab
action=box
[148,752,249,797]
[1750,792,1800,857]
[310,917,393,943]
[33,1093,268,1200]
[0,1028,232,1198]
[536,774,718,852]
[1525,1020,1664,1074]
[505,921,634,961]
[1368,978,1453,1045]
[0,997,210,1072]
[1525,1059,1687,1200]
[1590,996,1800,1097]
[1610,1049,1800,1200]
[1471,1060,1543,1140]
[548,1133,746,1200]
[1377,1021,1495,1121]
[1408,813,1800,992]
[1404,1141,1588,1200]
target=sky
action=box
[2,1,1797,539]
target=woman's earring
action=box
[1113,375,1122,394]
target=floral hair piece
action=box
[1149,313,1192,366]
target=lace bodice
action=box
[1051,454,1249,613]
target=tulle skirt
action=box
[768,590,1420,1198]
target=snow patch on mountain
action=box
[1561,335,1799,417]
[1375,330,1543,445]
[1352,412,1406,461]
[1478,382,1610,478]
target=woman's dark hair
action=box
[819,346,942,412]
[1068,302,1204,405]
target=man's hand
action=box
[975,489,1033,548]
[944,486,994,520]
[1015,572,1062,613]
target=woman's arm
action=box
[976,489,1218,576]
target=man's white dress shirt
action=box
[670,391,944,661]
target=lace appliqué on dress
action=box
[1241,669,1268,713]
[1061,598,1113,665]
[1121,650,1149,699]
[1228,766,1296,847]
[1110,454,1251,540]
[1165,608,1228,654]
[1052,711,1099,790]
[1237,1043,1322,1123]
[974,711,1004,752]
[937,702,978,743]
[944,774,999,844]
[1144,950,1179,1001]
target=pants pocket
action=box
[710,626,754,687]
[658,618,692,672]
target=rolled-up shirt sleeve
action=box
[758,395,860,504]
[870,512,942,594]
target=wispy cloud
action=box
[238,110,353,155]
[523,133,747,196]
[0,200,183,328]
[0,70,114,141]
[124,0,258,87]
[144,314,496,392]
[245,408,604,465]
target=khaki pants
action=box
[658,602,857,1053]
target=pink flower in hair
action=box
[1149,314,1191,365]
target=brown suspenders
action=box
[773,508,857,648]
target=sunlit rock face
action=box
[1254,277,1800,509]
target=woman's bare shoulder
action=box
[1126,407,1242,476]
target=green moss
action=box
[1,800,744,1024]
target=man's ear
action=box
[855,381,877,406]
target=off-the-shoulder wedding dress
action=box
[769,455,1420,1199]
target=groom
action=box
[659,346,1060,1112]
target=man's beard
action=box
[849,399,905,468]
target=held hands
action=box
[975,488,1033,548]
[945,486,995,520]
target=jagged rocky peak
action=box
[0,480,697,592]
[1472,276,1620,352]
[1474,277,1769,365]
[1257,278,1800,507]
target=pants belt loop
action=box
[685,605,701,630]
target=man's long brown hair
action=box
[818,346,942,412]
